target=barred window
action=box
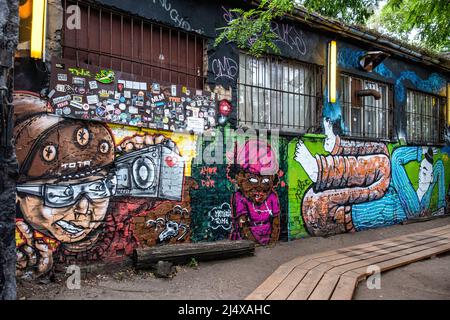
[238,53,321,132]
[406,90,444,144]
[340,74,392,139]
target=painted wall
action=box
[12,0,450,277]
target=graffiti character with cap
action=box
[228,139,281,245]
[14,92,117,278]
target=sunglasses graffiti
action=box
[14,92,196,278]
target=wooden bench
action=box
[246,225,450,300]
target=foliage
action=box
[215,0,450,56]
[300,0,379,24]
[214,0,295,57]
[378,0,450,52]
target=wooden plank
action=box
[287,264,333,300]
[266,260,322,300]
[330,242,450,300]
[330,275,359,300]
[133,240,255,269]
[306,236,444,300]
[325,236,450,278]
[246,225,450,300]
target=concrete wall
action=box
[12,0,450,277]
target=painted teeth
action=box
[56,220,84,234]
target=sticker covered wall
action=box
[48,58,217,133]
[14,91,200,277]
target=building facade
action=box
[13,0,450,277]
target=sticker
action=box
[132,81,140,90]
[87,95,99,105]
[95,70,115,84]
[139,82,147,91]
[72,77,85,86]
[117,82,124,92]
[171,85,177,96]
[56,84,66,92]
[186,117,205,133]
[57,74,67,81]
[63,106,72,115]
[53,95,71,104]
[89,81,98,90]
[56,101,69,108]
[70,101,83,109]
[69,67,91,77]
[55,63,65,69]
[55,109,63,115]
[98,90,110,98]
[114,92,121,100]
[124,91,131,99]
[152,83,160,94]
[106,104,115,112]
[119,103,126,111]
[73,95,83,103]
[96,106,106,117]
[47,89,56,99]
[196,89,203,96]
[129,106,138,114]
[125,81,133,89]
[82,104,90,111]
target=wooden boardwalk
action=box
[246,224,450,300]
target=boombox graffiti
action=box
[115,139,184,200]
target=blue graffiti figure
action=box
[352,146,446,230]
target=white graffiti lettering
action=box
[211,56,238,80]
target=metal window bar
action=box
[62,0,206,89]
[340,74,392,140]
[406,90,443,144]
[237,53,321,133]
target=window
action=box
[62,0,205,89]
[406,90,444,144]
[340,74,392,139]
[238,53,321,132]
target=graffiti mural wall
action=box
[14,91,200,276]
[12,0,450,278]
[288,118,450,239]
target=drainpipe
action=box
[0,0,19,301]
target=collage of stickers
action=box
[48,58,217,133]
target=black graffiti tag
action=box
[221,6,307,56]
[211,57,238,81]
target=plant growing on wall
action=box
[216,0,449,56]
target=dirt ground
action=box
[17,217,450,300]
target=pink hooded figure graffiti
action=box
[229,140,281,245]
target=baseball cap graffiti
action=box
[235,139,279,176]
[13,92,115,182]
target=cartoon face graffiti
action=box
[13,92,116,276]
[235,172,276,205]
[418,149,434,190]
[228,139,281,245]
[17,171,116,244]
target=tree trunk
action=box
[0,0,19,301]
[133,240,255,270]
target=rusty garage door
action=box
[62,0,206,89]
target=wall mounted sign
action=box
[48,58,217,133]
